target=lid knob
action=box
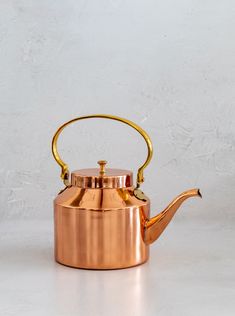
[97,160,107,175]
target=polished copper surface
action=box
[144,189,201,245]
[71,165,133,189]
[71,169,133,189]
[54,186,149,269]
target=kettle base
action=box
[55,257,149,270]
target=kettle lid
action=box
[71,160,133,189]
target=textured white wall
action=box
[0,0,234,221]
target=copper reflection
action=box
[54,186,149,269]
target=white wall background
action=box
[0,0,234,222]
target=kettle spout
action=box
[144,189,201,245]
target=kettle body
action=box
[52,115,201,269]
[54,181,150,269]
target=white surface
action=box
[0,1,234,315]
[0,219,234,316]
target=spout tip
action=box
[197,189,202,198]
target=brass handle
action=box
[51,114,153,187]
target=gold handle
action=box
[51,114,153,187]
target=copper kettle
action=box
[52,114,201,269]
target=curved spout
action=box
[144,188,201,245]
